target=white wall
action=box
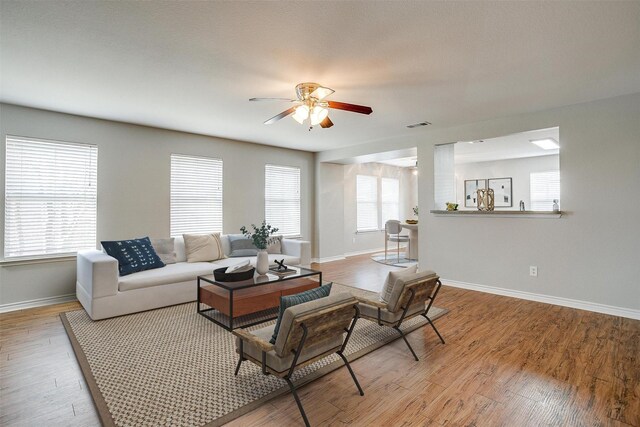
[455,155,559,210]
[316,93,640,315]
[342,163,416,255]
[0,103,315,306]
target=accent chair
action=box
[232,292,363,427]
[356,270,445,361]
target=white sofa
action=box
[76,235,311,320]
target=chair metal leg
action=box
[337,352,364,396]
[394,326,419,361]
[422,314,446,344]
[284,377,310,427]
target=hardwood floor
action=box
[1,253,638,426]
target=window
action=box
[381,177,400,225]
[530,171,560,211]
[265,164,301,237]
[170,154,223,236]
[4,136,97,259]
[356,175,378,231]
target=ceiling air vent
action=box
[406,121,431,129]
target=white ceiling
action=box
[1,2,639,152]
[377,157,418,168]
[454,127,559,164]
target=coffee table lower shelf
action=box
[198,277,319,330]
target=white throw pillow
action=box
[380,265,418,303]
[183,233,225,263]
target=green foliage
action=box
[413,206,419,216]
[240,221,279,250]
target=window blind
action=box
[530,171,560,211]
[381,177,400,225]
[434,143,456,210]
[170,154,223,236]
[357,175,378,231]
[4,136,98,259]
[265,164,301,237]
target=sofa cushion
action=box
[380,265,417,303]
[267,235,283,254]
[118,262,214,292]
[101,237,165,276]
[228,234,259,257]
[209,254,301,269]
[150,238,176,264]
[174,236,187,262]
[236,324,343,374]
[270,283,332,344]
[183,233,225,262]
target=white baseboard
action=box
[345,246,405,257]
[443,278,640,320]
[313,246,409,264]
[0,293,77,314]
[311,255,347,264]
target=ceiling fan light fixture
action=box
[292,105,309,124]
[310,106,328,126]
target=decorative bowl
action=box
[213,267,255,282]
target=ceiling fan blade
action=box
[327,101,373,115]
[310,86,335,100]
[264,107,296,125]
[250,97,296,102]
[320,116,334,128]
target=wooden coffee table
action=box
[197,266,323,330]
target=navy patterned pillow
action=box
[102,237,165,276]
[270,283,333,344]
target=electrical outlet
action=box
[530,266,538,277]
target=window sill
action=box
[0,254,77,267]
[356,229,384,234]
[430,210,563,219]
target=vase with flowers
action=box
[240,221,279,275]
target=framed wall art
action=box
[464,179,486,207]
[488,177,512,207]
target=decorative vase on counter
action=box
[256,250,269,275]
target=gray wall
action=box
[455,154,559,211]
[342,163,417,255]
[316,93,640,312]
[0,103,315,306]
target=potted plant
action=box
[240,221,279,275]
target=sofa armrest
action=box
[281,239,311,266]
[76,250,119,299]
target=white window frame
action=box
[356,174,379,232]
[4,135,98,260]
[381,177,400,225]
[265,164,301,238]
[530,170,560,211]
[170,154,223,237]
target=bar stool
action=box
[385,220,410,263]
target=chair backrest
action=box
[387,270,440,313]
[385,220,402,235]
[274,292,358,358]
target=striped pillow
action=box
[270,283,333,344]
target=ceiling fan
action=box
[250,82,373,129]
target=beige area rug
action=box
[61,283,447,427]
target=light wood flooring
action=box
[1,253,638,426]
